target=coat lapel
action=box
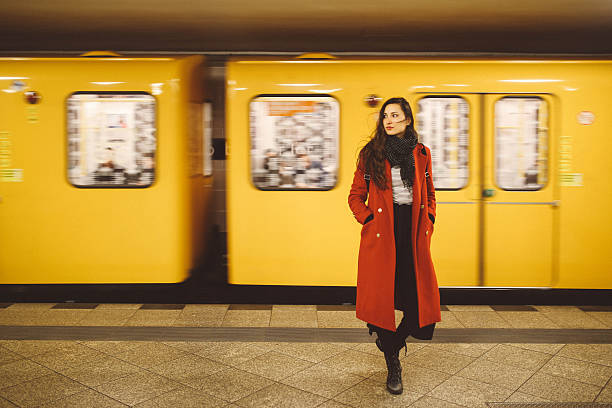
[411,145,428,238]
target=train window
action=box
[249,95,339,190]
[416,96,469,190]
[67,92,156,188]
[494,97,548,191]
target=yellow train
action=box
[226,55,611,290]
[0,54,212,284]
[1,53,610,292]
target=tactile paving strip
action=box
[1,327,611,343]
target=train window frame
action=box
[65,91,157,189]
[248,93,340,192]
[415,95,471,191]
[493,95,549,192]
[203,101,213,177]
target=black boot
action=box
[384,349,403,394]
[367,323,404,394]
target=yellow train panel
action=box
[0,55,212,283]
[226,58,612,289]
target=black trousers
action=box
[367,203,435,352]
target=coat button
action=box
[426,230,429,235]
[420,204,425,209]
[377,208,382,213]
[376,233,380,238]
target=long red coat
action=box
[348,143,441,332]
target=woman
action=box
[348,97,441,395]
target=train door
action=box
[483,94,556,287]
[415,94,556,287]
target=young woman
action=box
[348,97,441,395]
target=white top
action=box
[391,166,413,205]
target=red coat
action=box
[348,143,441,332]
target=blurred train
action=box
[1,52,611,292]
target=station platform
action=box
[0,303,611,407]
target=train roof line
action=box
[2,50,612,59]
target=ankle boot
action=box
[383,350,403,395]
[375,337,383,352]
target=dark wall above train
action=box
[1,0,611,53]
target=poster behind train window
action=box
[249,96,339,190]
[416,97,469,190]
[67,93,156,187]
[494,97,548,191]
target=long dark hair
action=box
[358,97,419,190]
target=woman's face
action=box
[383,103,410,137]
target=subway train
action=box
[1,52,610,296]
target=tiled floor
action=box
[0,303,610,407]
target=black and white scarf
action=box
[384,134,417,188]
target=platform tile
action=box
[451,311,512,328]
[428,343,496,358]
[318,349,387,378]
[0,397,17,407]
[280,363,365,398]
[317,311,364,328]
[436,311,464,328]
[404,346,475,375]
[95,303,142,310]
[78,340,146,355]
[5,303,56,310]
[196,341,269,367]
[37,310,91,326]
[30,343,106,371]
[0,358,53,390]
[234,383,327,408]
[58,354,142,388]
[94,370,180,406]
[536,309,608,329]
[273,341,349,363]
[0,372,88,408]
[333,378,422,407]
[174,309,227,327]
[316,400,352,408]
[124,310,182,326]
[193,367,273,402]
[134,386,227,408]
[427,375,514,408]
[1,340,76,358]
[557,344,612,367]
[113,341,187,369]
[504,343,565,355]
[482,344,552,371]
[587,311,612,328]
[0,310,47,325]
[236,351,314,381]
[447,305,494,311]
[148,353,228,388]
[456,357,535,391]
[0,347,23,366]
[37,389,127,407]
[221,310,271,327]
[408,395,466,408]
[517,372,602,402]
[596,381,612,402]
[539,355,612,386]
[77,309,137,326]
[504,390,552,403]
[495,311,559,329]
[269,309,318,328]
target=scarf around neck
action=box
[384,134,417,188]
